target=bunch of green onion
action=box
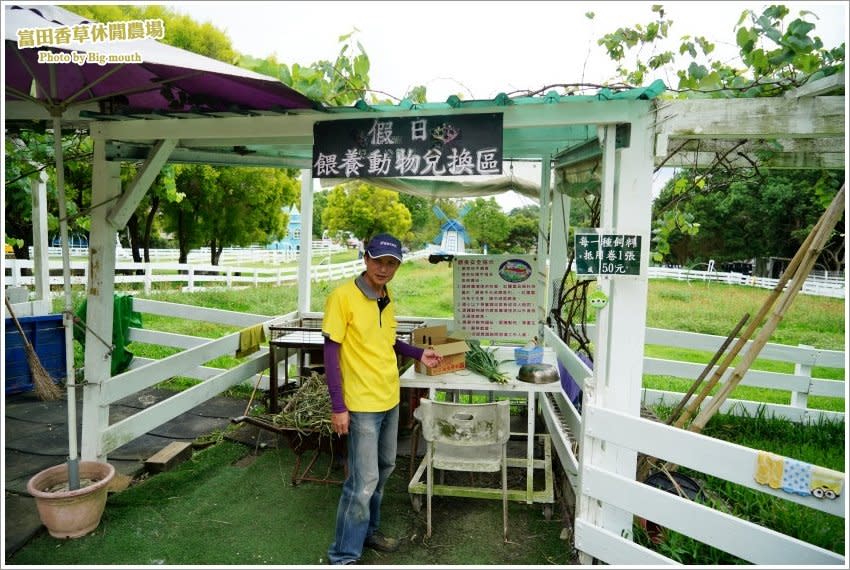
[465,341,511,384]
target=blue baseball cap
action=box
[365,233,403,262]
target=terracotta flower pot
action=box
[27,460,115,539]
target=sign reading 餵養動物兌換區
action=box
[312,113,503,178]
[574,231,642,277]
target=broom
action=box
[5,295,63,401]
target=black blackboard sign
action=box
[574,231,642,277]
[312,113,503,178]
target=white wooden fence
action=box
[541,324,845,565]
[9,264,844,564]
[638,327,845,423]
[648,266,845,299]
[5,249,429,295]
[5,251,845,299]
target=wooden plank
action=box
[574,519,676,565]
[101,353,268,455]
[643,357,812,392]
[809,378,845,398]
[642,389,845,425]
[655,96,844,139]
[144,441,193,473]
[131,298,270,326]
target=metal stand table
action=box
[402,346,559,517]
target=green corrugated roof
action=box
[326,79,667,114]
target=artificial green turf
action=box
[10,439,574,565]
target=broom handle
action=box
[673,193,831,429]
[5,295,32,344]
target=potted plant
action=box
[27,460,115,539]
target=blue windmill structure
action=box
[433,204,471,254]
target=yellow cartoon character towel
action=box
[810,466,844,500]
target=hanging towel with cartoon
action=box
[754,451,843,500]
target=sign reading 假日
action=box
[312,113,503,178]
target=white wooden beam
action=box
[785,73,844,98]
[81,139,122,462]
[298,169,314,315]
[91,100,651,142]
[106,138,178,230]
[655,96,843,139]
[5,100,99,123]
[536,153,552,340]
[30,171,50,305]
[658,149,846,169]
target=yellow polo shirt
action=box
[322,279,399,412]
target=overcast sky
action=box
[166,1,846,209]
[169,1,846,102]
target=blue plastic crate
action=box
[5,313,66,395]
[514,346,543,365]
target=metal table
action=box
[401,346,559,516]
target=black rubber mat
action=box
[147,414,231,439]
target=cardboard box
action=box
[412,325,469,376]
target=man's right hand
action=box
[331,410,349,435]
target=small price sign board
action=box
[574,230,642,277]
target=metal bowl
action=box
[517,363,559,384]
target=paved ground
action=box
[3,386,251,558]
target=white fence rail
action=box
[94,299,284,456]
[629,325,844,424]
[648,266,845,298]
[540,324,845,565]
[6,251,845,298]
[6,249,429,294]
[29,240,345,263]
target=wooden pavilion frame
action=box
[5,72,844,562]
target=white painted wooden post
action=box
[576,107,655,561]
[791,344,813,410]
[81,137,122,461]
[547,176,571,326]
[144,264,152,295]
[298,169,314,315]
[31,171,51,309]
[536,153,552,341]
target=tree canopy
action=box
[322,182,412,242]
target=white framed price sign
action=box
[574,230,642,278]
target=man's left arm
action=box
[395,339,443,368]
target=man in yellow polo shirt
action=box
[323,233,442,565]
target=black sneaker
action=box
[364,530,399,553]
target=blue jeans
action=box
[327,406,398,565]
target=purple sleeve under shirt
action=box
[323,337,425,414]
